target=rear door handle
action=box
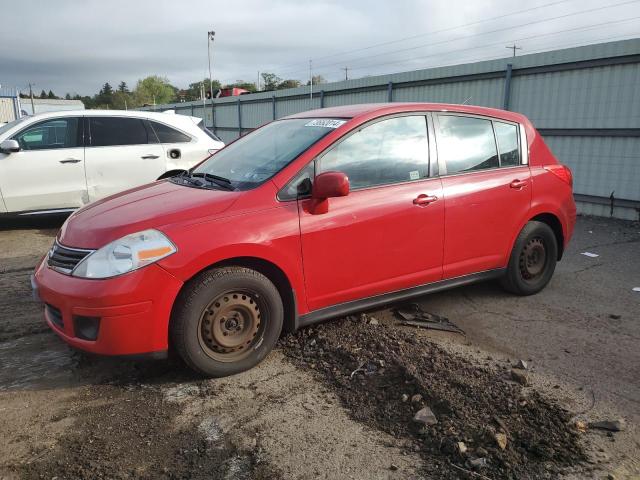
[510,179,528,189]
[413,194,438,206]
[59,158,81,164]
[141,154,160,159]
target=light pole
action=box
[207,31,215,99]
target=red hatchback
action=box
[33,103,576,376]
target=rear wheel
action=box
[501,221,558,296]
[171,267,283,377]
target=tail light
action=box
[544,164,573,187]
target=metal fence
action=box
[141,38,640,220]
[0,87,20,123]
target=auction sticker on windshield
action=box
[304,119,346,128]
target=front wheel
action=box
[501,221,558,296]
[170,267,283,377]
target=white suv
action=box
[0,110,224,216]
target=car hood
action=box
[58,181,241,248]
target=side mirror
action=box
[0,139,20,154]
[312,171,350,199]
[308,171,349,214]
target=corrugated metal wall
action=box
[141,38,640,220]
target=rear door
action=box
[147,119,200,169]
[434,114,531,279]
[297,114,444,312]
[85,116,165,201]
[0,116,87,212]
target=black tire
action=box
[170,267,283,377]
[501,221,558,296]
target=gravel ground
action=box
[0,215,638,479]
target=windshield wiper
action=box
[191,172,235,190]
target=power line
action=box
[276,0,640,77]
[286,0,640,74]
[506,44,523,57]
[274,0,575,71]
[347,15,640,73]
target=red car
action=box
[33,103,576,376]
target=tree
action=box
[117,81,129,93]
[261,72,282,91]
[39,89,47,99]
[307,75,327,86]
[225,80,257,93]
[47,90,57,99]
[65,93,71,100]
[95,82,114,107]
[186,78,221,101]
[134,75,176,105]
[277,79,301,90]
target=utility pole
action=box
[207,31,215,100]
[341,67,349,81]
[309,60,313,100]
[505,44,522,57]
[257,71,260,91]
[28,83,35,114]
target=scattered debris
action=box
[581,252,600,258]
[575,420,588,433]
[413,407,438,426]
[389,463,399,471]
[632,287,640,293]
[494,432,508,450]
[410,393,423,405]
[468,457,488,469]
[493,415,510,435]
[393,304,465,334]
[368,317,379,325]
[513,359,528,370]
[608,314,621,320]
[457,442,467,454]
[401,394,409,403]
[588,418,626,432]
[510,369,529,386]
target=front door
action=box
[298,115,444,312]
[433,114,532,278]
[85,116,165,201]
[0,116,87,212]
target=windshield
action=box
[191,118,345,190]
[0,116,30,136]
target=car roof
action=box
[283,102,528,124]
[19,109,203,126]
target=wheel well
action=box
[157,169,187,180]
[531,213,564,260]
[200,257,297,335]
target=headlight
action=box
[72,229,176,279]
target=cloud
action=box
[0,0,637,95]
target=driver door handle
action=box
[59,158,81,164]
[413,194,438,206]
[510,179,528,189]
[141,154,160,160]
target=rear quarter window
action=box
[149,121,192,143]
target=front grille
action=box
[47,241,94,274]
[45,304,64,329]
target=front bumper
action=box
[33,259,183,356]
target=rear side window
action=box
[494,121,520,166]
[436,115,498,174]
[317,115,429,190]
[14,117,81,150]
[149,121,192,143]
[90,117,148,146]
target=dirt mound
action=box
[280,316,587,479]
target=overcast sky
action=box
[1,0,638,96]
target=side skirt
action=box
[296,268,506,329]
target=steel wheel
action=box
[197,290,264,362]
[518,237,547,281]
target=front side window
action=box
[494,121,520,166]
[149,121,192,143]
[90,117,148,147]
[436,115,498,174]
[13,118,80,150]
[191,118,340,190]
[317,115,429,190]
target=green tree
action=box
[277,79,301,90]
[117,81,130,93]
[47,90,58,99]
[134,76,176,105]
[39,89,47,99]
[65,93,71,100]
[186,78,221,101]
[307,75,327,86]
[225,80,257,93]
[260,72,282,91]
[112,91,134,109]
[95,82,114,107]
